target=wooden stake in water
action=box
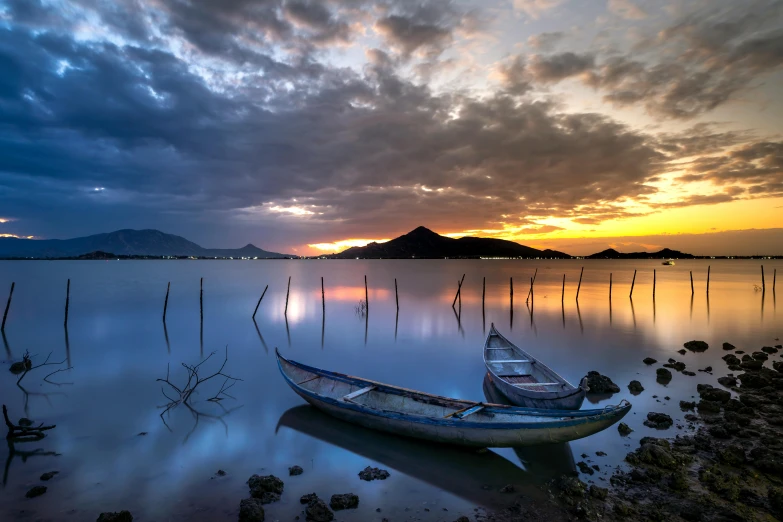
[364,275,369,314]
[690,271,694,296]
[761,265,765,293]
[163,282,170,323]
[609,273,612,300]
[200,277,203,323]
[452,274,465,307]
[284,276,291,316]
[394,278,399,310]
[707,266,711,296]
[510,277,513,299]
[629,270,636,298]
[576,267,584,301]
[653,269,656,298]
[1,282,14,331]
[252,285,268,319]
[322,277,325,312]
[526,268,537,303]
[482,277,486,309]
[561,274,566,302]
[64,279,70,328]
[774,269,777,293]
[530,277,534,309]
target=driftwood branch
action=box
[15,351,72,385]
[156,346,242,433]
[3,405,56,442]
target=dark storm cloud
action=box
[528,52,595,83]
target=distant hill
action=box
[0,229,292,259]
[586,247,694,259]
[328,226,571,259]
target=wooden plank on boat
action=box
[491,359,532,364]
[513,382,560,387]
[444,403,481,419]
[453,405,485,419]
[343,386,376,402]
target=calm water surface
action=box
[0,260,781,521]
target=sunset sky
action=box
[1,0,782,256]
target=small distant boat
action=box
[484,324,587,410]
[662,260,675,265]
[277,349,630,447]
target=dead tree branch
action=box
[15,351,72,385]
[156,346,242,433]
[3,405,56,442]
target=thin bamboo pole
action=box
[1,282,14,331]
[284,276,291,315]
[526,268,537,303]
[452,274,465,307]
[707,266,711,296]
[364,275,369,314]
[609,273,612,300]
[690,271,694,296]
[253,285,268,319]
[629,270,636,298]
[761,265,765,292]
[576,267,584,301]
[653,269,656,298]
[561,274,565,302]
[394,278,399,310]
[322,277,325,312]
[163,282,170,323]
[64,279,70,328]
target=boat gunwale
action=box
[276,349,630,430]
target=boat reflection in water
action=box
[276,399,576,508]
[482,373,576,478]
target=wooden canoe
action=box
[276,349,630,447]
[483,324,587,410]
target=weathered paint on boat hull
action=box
[488,372,587,410]
[282,366,630,448]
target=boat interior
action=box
[485,332,570,392]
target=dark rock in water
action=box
[663,361,686,372]
[774,361,783,373]
[585,371,620,394]
[97,512,133,522]
[25,485,47,498]
[626,439,688,470]
[239,498,265,522]
[684,340,709,352]
[740,359,764,370]
[738,372,771,389]
[718,376,737,388]
[698,385,731,403]
[644,412,673,430]
[699,466,740,501]
[18,417,33,427]
[596,451,607,456]
[741,354,752,361]
[500,484,514,493]
[762,346,778,354]
[330,493,359,510]
[680,401,696,410]
[628,380,644,394]
[752,351,769,361]
[697,400,722,414]
[618,422,633,436]
[558,475,586,497]
[589,485,608,500]
[723,342,736,350]
[728,364,742,372]
[656,368,673,382]
[306,499,334,522]
[9,359,32,374]
[698,366,712,373]
[301,493,319,505]
[736,350,745,354]
[289,465,303,476]
[708,425,731,439]
[684,413,698,422]
[358,466,390,481]
[682,370,696,376]
[40,471,59,481]
[251,491,280,504]
[216,469,226,476]
[643,357,657,365]
[717,445,746,467]
[577,461,595,475]
[454,518,470,522]
[247,475,284,495]
[677,349,687,355]
[723,354,741,365]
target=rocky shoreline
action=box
[483,340,783,522]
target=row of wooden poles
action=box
[450,265,778,311]
[1,266,778,332]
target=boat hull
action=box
[488,372,586,410]
[280,360,630,448]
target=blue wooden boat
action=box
[484,324,587,410]
[277,349,631,447]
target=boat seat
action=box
[343,386,376,402]
[490,359,531,364]
[513,382,561,387]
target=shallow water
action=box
[0,259,781,521]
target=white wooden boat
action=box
[484,324,587,410]
[277,349,630,447]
